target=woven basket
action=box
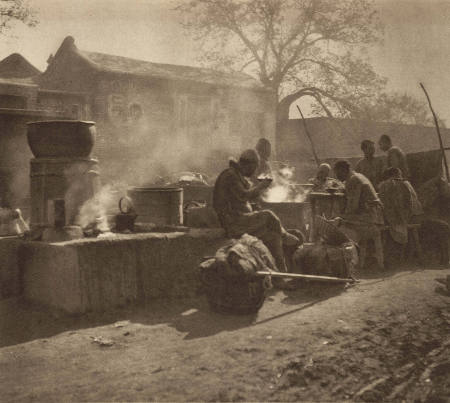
[315,215,351,246]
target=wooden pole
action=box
[256,271,355,284]
[420,83,450,181]
[296,104,320,167]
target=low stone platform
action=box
[0,236,22,298]
[0,229,226,313]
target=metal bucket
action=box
[128,187,183,226]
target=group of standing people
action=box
[311,134,449,269]
[213,134,449,281]
[329,135,413,270]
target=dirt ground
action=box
[0,266,449,402]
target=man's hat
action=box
[239,149,260,164]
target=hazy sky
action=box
[1,0,449,122]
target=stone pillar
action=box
[29,157,99,228]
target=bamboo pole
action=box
[256,271,355,284]
[296,104,320,167]
[420,83,450,181]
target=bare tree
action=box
[0,0,37,35]
[177,0,433,125]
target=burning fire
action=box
[262,165,309,203]
[75,183,123,233]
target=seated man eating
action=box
[213,149,301,274]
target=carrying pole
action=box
[420,83,450,181]
[296,104,320,167]
[256,271,355,284]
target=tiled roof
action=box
[0,53,41,78]
[80,50,266,90]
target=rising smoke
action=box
[72,100,240,229]
[70,86,274,229]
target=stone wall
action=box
[1,229,226,313]
[276,117,450,182]
[0,237,21,298]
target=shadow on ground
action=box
[1,263,446,348]
[0,284,343,347]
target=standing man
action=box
[378,167,423,245]
[213,149,301,275]
[355,140,385,189]
[378,134,410,180]
[332,160,385,269]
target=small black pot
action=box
[115,213,137,232]
[115,197,137,232]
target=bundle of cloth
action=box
[0,207,29,237]
[154,171,210,187]
[199,234,275,314]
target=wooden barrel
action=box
[128,187,183,226]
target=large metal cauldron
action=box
[27,120,96,158]
[260,201,309,233]
[127,187,183,226]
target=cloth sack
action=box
[198,234,275,314]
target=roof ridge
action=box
[80,49,262,84]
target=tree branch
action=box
[239,58,258,72]
[277,86,361,121]
[292,58,350,79]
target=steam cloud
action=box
[263,165,309,203]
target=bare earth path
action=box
[1,267,449,402]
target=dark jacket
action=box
[213,160,260,224]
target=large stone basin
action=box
[27,120,96,158]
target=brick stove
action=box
[27,120,100,240]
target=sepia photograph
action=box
[0,0,449,401]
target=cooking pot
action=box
[115,196,137,232]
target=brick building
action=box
[36,36,276,182]
[0,36,276,211]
